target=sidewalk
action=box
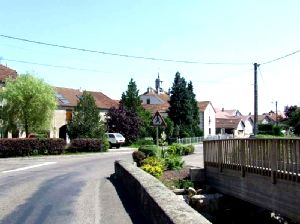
[183,144,204,168]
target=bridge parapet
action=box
[203,138,300,222]
[204,138,300,183]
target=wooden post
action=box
[240,139,246,177]
[270,139,277,184]
[218,141,223,172]
[156,126,159,146]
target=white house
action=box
[140,75,216,137]
[198,101,216,137]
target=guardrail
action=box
[204,138,300,183]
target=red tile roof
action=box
[54,87,118,109]
[0,64,17,81]
[88,91,119,109]
[142,103,169,114]
[216,118,244,129]
[198,101,210,112]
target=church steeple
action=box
[155,73,163,94]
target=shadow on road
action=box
[107,174,149,224]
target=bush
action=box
[167,143,185,156]
[132,151,146,167]
[67,138,103,153]
[134,138,154,146]
[164,155,184,170]
[176,179,194,189]
[0,138,66,157]
[138,145,160,157]
[184,144,195,155]
[141,157,164,178]
[167,143,195,156]
[273,126,283,136]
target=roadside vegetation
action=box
[132,142,194,180]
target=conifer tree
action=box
[168,72,201,137]
[67,91,105,139]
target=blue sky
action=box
[1,1,299,114]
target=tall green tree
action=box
[121,78,143,112]
[67,91,106,139]
[0,74,56,137]
[168,72,200,137]
[120,78,152,138]
[187,81,201,136]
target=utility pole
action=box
[253,63,259,136]
[275,101,278,126]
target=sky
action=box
[1,1,300,115]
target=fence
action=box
[204,138,300,183]
[176,134,233,145]
[176,137,204,145]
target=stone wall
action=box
[115,160,211,224]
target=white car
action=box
[105,133,126,149]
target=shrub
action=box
[183,144,195,155]
[134,138,154,146]
[0,138,66,157]
[67,138,103,153]
[167,143,195,156]
[176,179,194,189]
[138,145,160,157]
[141,156,164,177]
[164,155,184,170]
[167,143,185,156]
[132,151,146,167]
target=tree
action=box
[67,91,106,139]
[168,72,200,137]
[187,81,201,136]
[106,106,141,144]
[121,78,143,112]
[287,108,300,136]
[0,74,56,137]
[284,105,298,118]
[120,78,152,138]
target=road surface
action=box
[0,148,146,224]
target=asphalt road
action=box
[0,148,146,224]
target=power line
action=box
[1,57,107,73]
[261,49,300,65]
[0,34,250,65]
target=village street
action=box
[0,148,146,224]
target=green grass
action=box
[256,134,299,139]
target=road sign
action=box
[152,111,166,126]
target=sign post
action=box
[152,111,166,146]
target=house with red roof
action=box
[215,108,250,137]
[0,64,17,87]
[51,87,118,140]
[140,75,216,137]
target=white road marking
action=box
[2,162,57,173]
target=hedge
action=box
[67,138,104,153]
[0,138,66,157]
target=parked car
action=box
[105,133,126,149]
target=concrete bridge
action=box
[203,138,300,222]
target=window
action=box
[55,93,70,105]
[66,110,72,122]
[146,98,150,104]
[209,128,211,135]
